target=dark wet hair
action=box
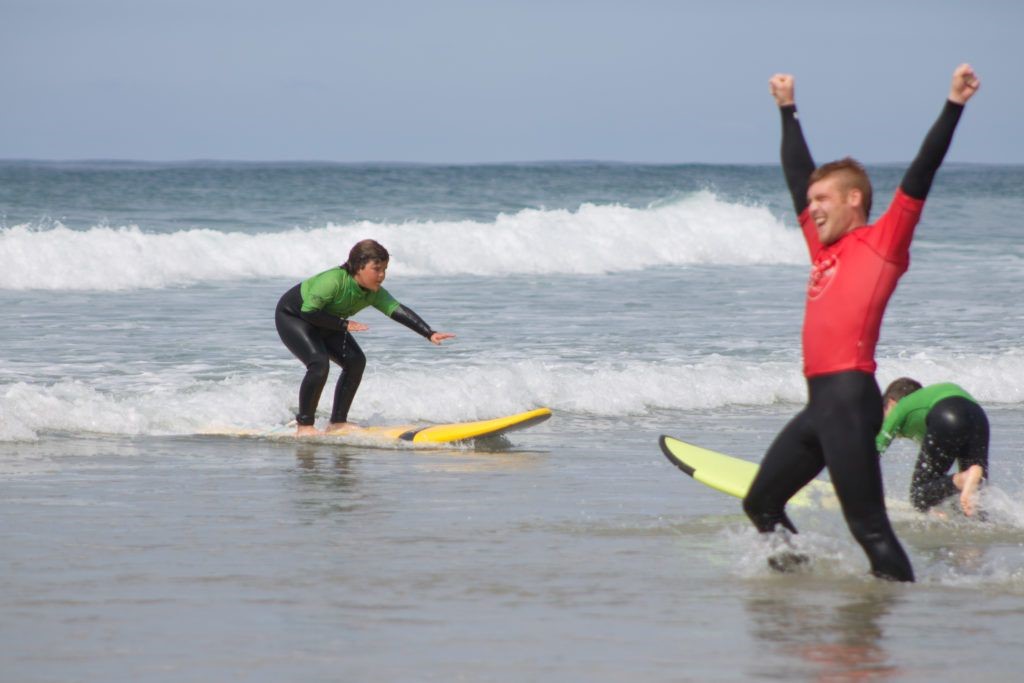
[882,377,923,405]
[341,239,389,275]
[809,157,874,220]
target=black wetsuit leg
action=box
[326,333,365,424]
[910,397,990,511]
[743,408,824,535]
[276,284,331,425]
[275,284,366,426]
[744,371,914,582]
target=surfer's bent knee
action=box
[306,354,330,379]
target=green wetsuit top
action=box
[300,267,400,319]
[876,382,976,453]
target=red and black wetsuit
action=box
[743,100,965,582]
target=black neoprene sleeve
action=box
[299,309,348,331]
[900,100,964,200]
[390,304,434,339]
[779,105,816,216]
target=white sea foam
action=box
[727,517,1024,588]
[876,349,1024,404]
[0,192,805,291]
[2,348,1023,442]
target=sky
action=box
[2,0,1022,163]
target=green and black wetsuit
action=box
[877,383,989,511]
[275,267,436,426]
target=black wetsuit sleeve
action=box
[299,309,348,332]
[900,100,965,200]
[780,105,816,216]
[390,304,435,340]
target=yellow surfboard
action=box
[212,408,552,445]
[337,407,552,443]
[659,435,911,511]
[659,435,835,508]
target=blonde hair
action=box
[809,157,873,219]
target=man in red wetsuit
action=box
[742,65,981,582]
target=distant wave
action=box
[0,192,805,291]
[2,349,1022,442]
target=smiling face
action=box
[807,175,865,245]
[353,259,387,291]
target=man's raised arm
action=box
[771,74,815,216]
[901,64,981,201]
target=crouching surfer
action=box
[275,239,455,436]
[878,378,988,517]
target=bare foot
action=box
[324,421,359,434]
[955,465,984,517]
[295,424,320,437]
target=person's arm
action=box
[390,305,456,345]
[900,64,980,200]
[876,408,900,454]
[390,304,433,339]
[298,309,369,333]
[876,400,910,454]
[299,308,348,331]
[771,74,815,215]
[872,395,913,454]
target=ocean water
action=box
[2,160,1024,681]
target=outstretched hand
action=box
[949,63,980,105]
[429,332,456,345]
[769,74,795,107]
[346,320,369,332]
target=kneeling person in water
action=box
[275,239,455,436]
[877,378,988,516]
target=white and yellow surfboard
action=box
[209,408,552,446]
[659,434,909,511]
